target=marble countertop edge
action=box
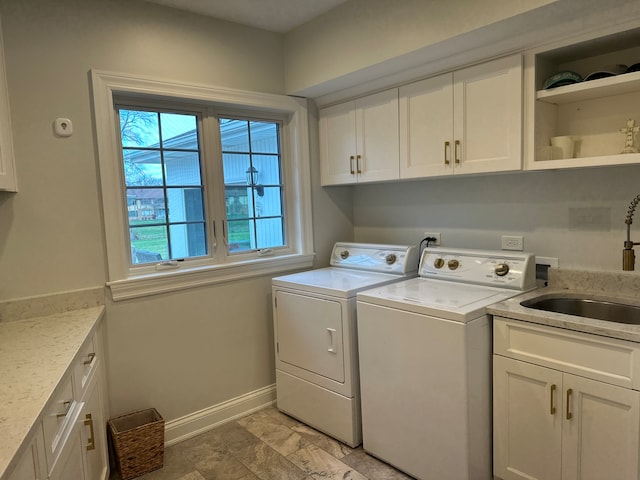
[488,287,640,343]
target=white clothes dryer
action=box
[356,247,536,479]
[272,242,419,447]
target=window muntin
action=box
[220,118,285,253]
[118,108,207,264]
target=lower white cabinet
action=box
[494,317,640,480]
[9,324,109,480]
[48,419,85,480]
[79,371,108,480]
[8,427,46,480]
[48,370,108,480]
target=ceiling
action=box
[144,0,349,33]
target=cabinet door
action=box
[48,424,85,480]
[8,427,46,480]
[493,355,563,480]
[80,373,108,480]
[454,55,522,175]
[355,89,399,183]
[319,101,357,185]
[0,20,16,192]
[562,373,640,480]
[399,74,454,178]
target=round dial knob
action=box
[448,259,460,270]
[434,258,445,269]
[340,250,349,259]
[495,263,510,276]
[385,253,397,265]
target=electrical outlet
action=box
[423,232,441,246]
[501,235,524,251]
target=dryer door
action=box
[275,290,345,383]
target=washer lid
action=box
[273,268,415,298]
[357,277,526,322]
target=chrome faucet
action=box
[623,194,640,271]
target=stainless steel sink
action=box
[521,296,640,325]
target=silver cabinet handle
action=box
[56,400,72,418]
[83,352,96,365]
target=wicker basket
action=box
[108,408,164,480]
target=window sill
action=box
[106,253,315,301]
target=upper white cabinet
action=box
[319,89,399,185]
[525,26,640,170]
[0,19,16,192]
[399,55,523,178]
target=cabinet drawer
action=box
[73,333,98,399]
[494,317,640,389]
[41,375,80,473]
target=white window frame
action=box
[91,70,314,300]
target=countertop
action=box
[0,305,105,480]
[488,268,640,343]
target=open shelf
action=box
[537,70,640,104]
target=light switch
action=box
[54,118,73,137]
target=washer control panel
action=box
[420,247,536,290]
[330,242,419,274]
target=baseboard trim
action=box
[164,384,276,446]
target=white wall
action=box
[284,0,553,96]
[284,0,640,101]
[352,166,640,272]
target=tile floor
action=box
[109,406,413,480]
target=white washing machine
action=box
[272,242,419,447]
[356,247,536,480]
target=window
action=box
[92,71,314,300]
[219,118,285,253]
[118,108,207,264]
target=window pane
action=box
[250,121,278,153]
[160,112,197,148]
[225,186,250,219]
[228,219,252,252]
[123,150,163,186]
[251,154,281,185]
[120,110,159,148]
[130,225,168,263]
[126,188,166,222]
[164,151,202,186]
[167,187,204,223]
[169,223,207,259]
[253,187,283,217]
[222,153,250,184]
[255,218,284,249]
[220,118,249,152]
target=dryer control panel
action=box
[330,242,419,275]
[419,247,536,290]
